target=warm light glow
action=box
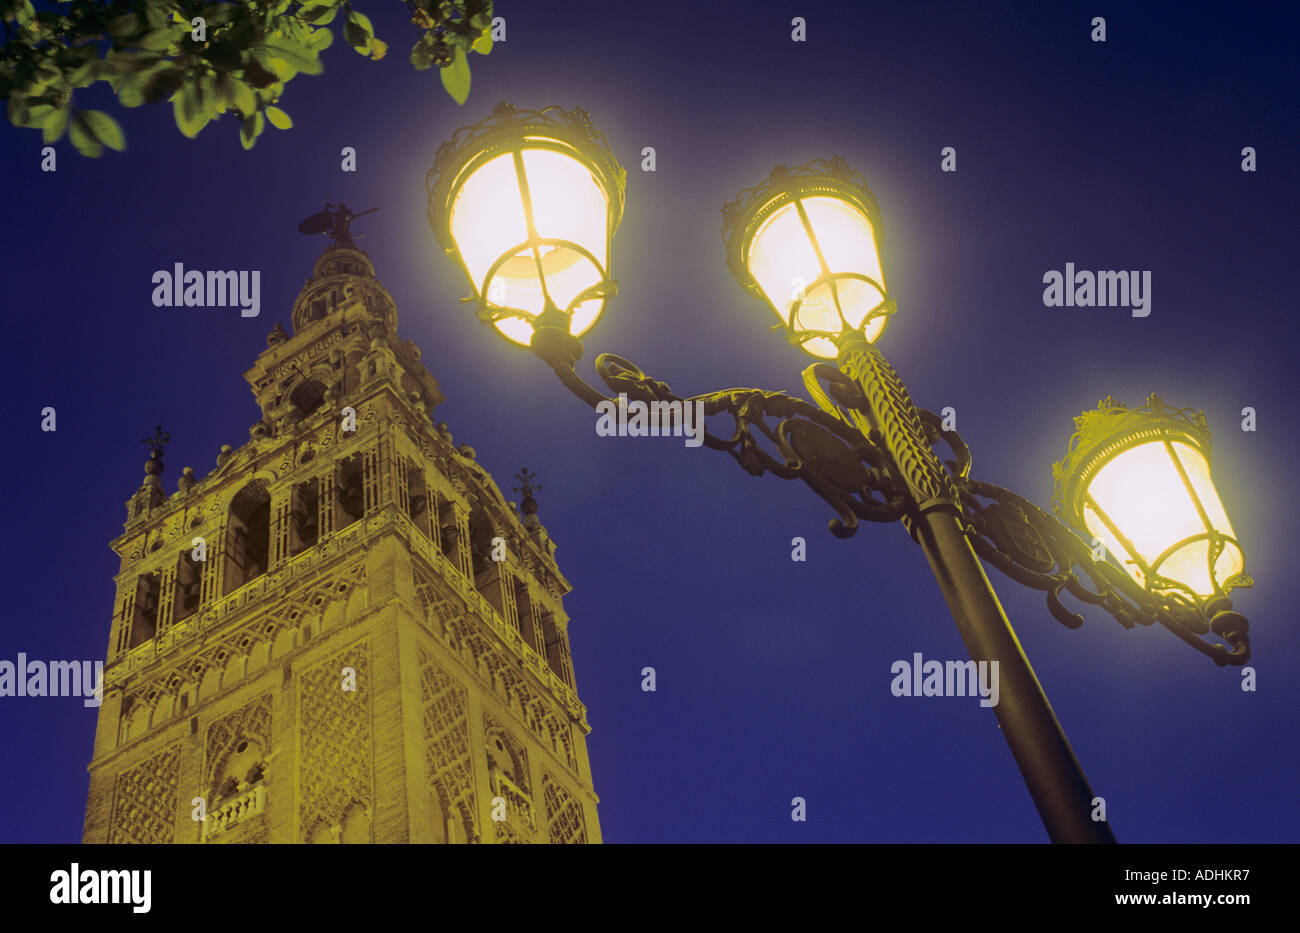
[1081,440,1242,597]
[446,140,613,346]
[744,193,887,358]
[449,152,527,299]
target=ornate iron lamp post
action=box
[426,102,1253,844]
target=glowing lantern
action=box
[427,103,626,347]
[1053,395,1247,599]
[722,158,893,358]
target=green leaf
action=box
[304,26,334,52]
[41,107,67,144]
[117,75,144,107]
[440,46,470,105]
[68,58,104,85]
[106,50,165,76]
[13,0,36,28]
[143,4,168,30]
[22,104,55,129]
[204,41,243,72]
[471,29,492,56]
[241,58,279,88]
[136,28,178,52]
[239,111,264,150]
[172,81,212,138]
[200,4,235,27]
[342,17,370,55]
[301,4,338,26]
[229,77,256,117]
[346,10,375,37]
[34,63,61,86]
[410,35,435,70]
[7,98,49,128]
[69,112,103,157]
[142,67,185,103]
[264,37,323,75]
[266,105,292,129]
[62,45,98,67]
[173,86,193,135]
[263,57,297,81]
[106,13,142,38]
[80,109,125,151]
[212,72,234,113]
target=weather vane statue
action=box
[514,467,541,518]
[297,202,380,248]
[140,425,170,480]
[142,425,170,459]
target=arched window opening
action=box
[289,379,327,419]
[406,460,430,539]
[469,515,504,616]
[212,738,267,805]
[173,551,202,624]
[486,729,534,831]
[435,494,458,564]
[335,455,365,529]
[128,572,161,649]
[290,478,320,555]
[538,610,574,688]
[223,482,270,595]
[513,579,540,653]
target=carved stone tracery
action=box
[298,641,373,841]
[109,744,180,844]
[415,568,579,773]
[418,647,477,842]
[543,772,586,845]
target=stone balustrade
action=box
[202,782,267,840]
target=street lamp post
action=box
[425,102,1254,844]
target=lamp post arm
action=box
[546,357,614,410]
[531,324,905,529]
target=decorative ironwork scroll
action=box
[541,346,1251,665]
[586,353,903,536]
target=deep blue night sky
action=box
[2,1,1297,843]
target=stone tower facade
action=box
[83,241,599,844]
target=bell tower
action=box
[83,231,600,844]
